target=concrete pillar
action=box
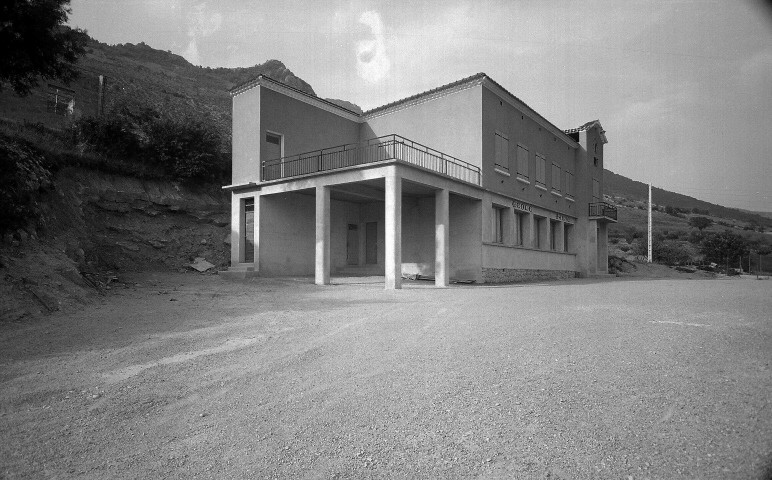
[230,193,242,265]
[385,173,402,289]
[555,221,565,252]
[315,186,330,285]
[435,189,450,287]
[526,213,536,248]
[588,220,599,274]
[597,222,609,273]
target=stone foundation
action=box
[482,267,576,284]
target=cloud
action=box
[183,2,223,65]
[356,11,390,83]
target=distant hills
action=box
[605,170,772,229]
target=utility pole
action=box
[97,75,106,117]
[648,183,652,263]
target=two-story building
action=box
[223,73,616,289]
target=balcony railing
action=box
[589,202,618,221]
[261,134,481,185]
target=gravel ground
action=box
[1,274,770,479]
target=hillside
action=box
[0,34,360,146]
[605,170,772,228]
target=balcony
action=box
[589,202,618,222]
[261,134,481,186]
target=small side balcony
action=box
[589,202,618,222]
[261,134,481,186]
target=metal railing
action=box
[261,134,481,185]
[589,202,618,221]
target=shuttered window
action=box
[517,144,529,178]
[494,132,509,170]
[535,154,546,186]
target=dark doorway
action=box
[244,198,255,263]
[366,222,377,265]
[347,224,359,265]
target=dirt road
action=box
[1,274,770,479]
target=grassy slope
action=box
[605,170,772,228]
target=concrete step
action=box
[588,273,615,279]
[220,264,258,280]
[335,265,383,276]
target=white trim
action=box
[566,195,575,202]
[494,166,511,176]
[363,77,484,120]
[265,130,285,177]
[265,130,284,158]
[516,176,530,185]
[551,190,563,197]
[481,78,580,149]
[535,183,548,192]
[222,181,258,191]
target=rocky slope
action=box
[1,168,230,321]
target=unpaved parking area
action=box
[1,275,771,479]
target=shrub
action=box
[73,104,228,183]
[632,237,695,265]
[700,230,749,265]
[608,255,636,274]
[654,240,694,265]
[0,134,52,233]
[145,119,223,180]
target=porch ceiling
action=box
[330,178,438,203]
[269,179,442,204]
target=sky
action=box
[68,0,772,212]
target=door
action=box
[244,199,254,263]
[347,224,359,265]
[366,222,377,264]
[265,132,282,178]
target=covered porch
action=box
[230,163,483,289]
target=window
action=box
[514,211,525,246]
[564,172,575,197]
[564,223,572,252]
[551,163,561,192]
[592,178,600,201]
[535,154,546,186]
[492,206,505,243]
[494,132,509,170]
[534,216,546,249]
[516,144,529,178]
[265,132,282,160]
[550,220,559,250]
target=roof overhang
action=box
[230,75,361,122]
[564,120,608,144]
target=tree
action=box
[0,0,87,96]
[688,216,712,232]
[700,230,749,265]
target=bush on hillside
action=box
[0,134,52,233]
[74,104,228,182]
[145,118,222,180]
[632,237,695,265]
[700,230,749,265]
